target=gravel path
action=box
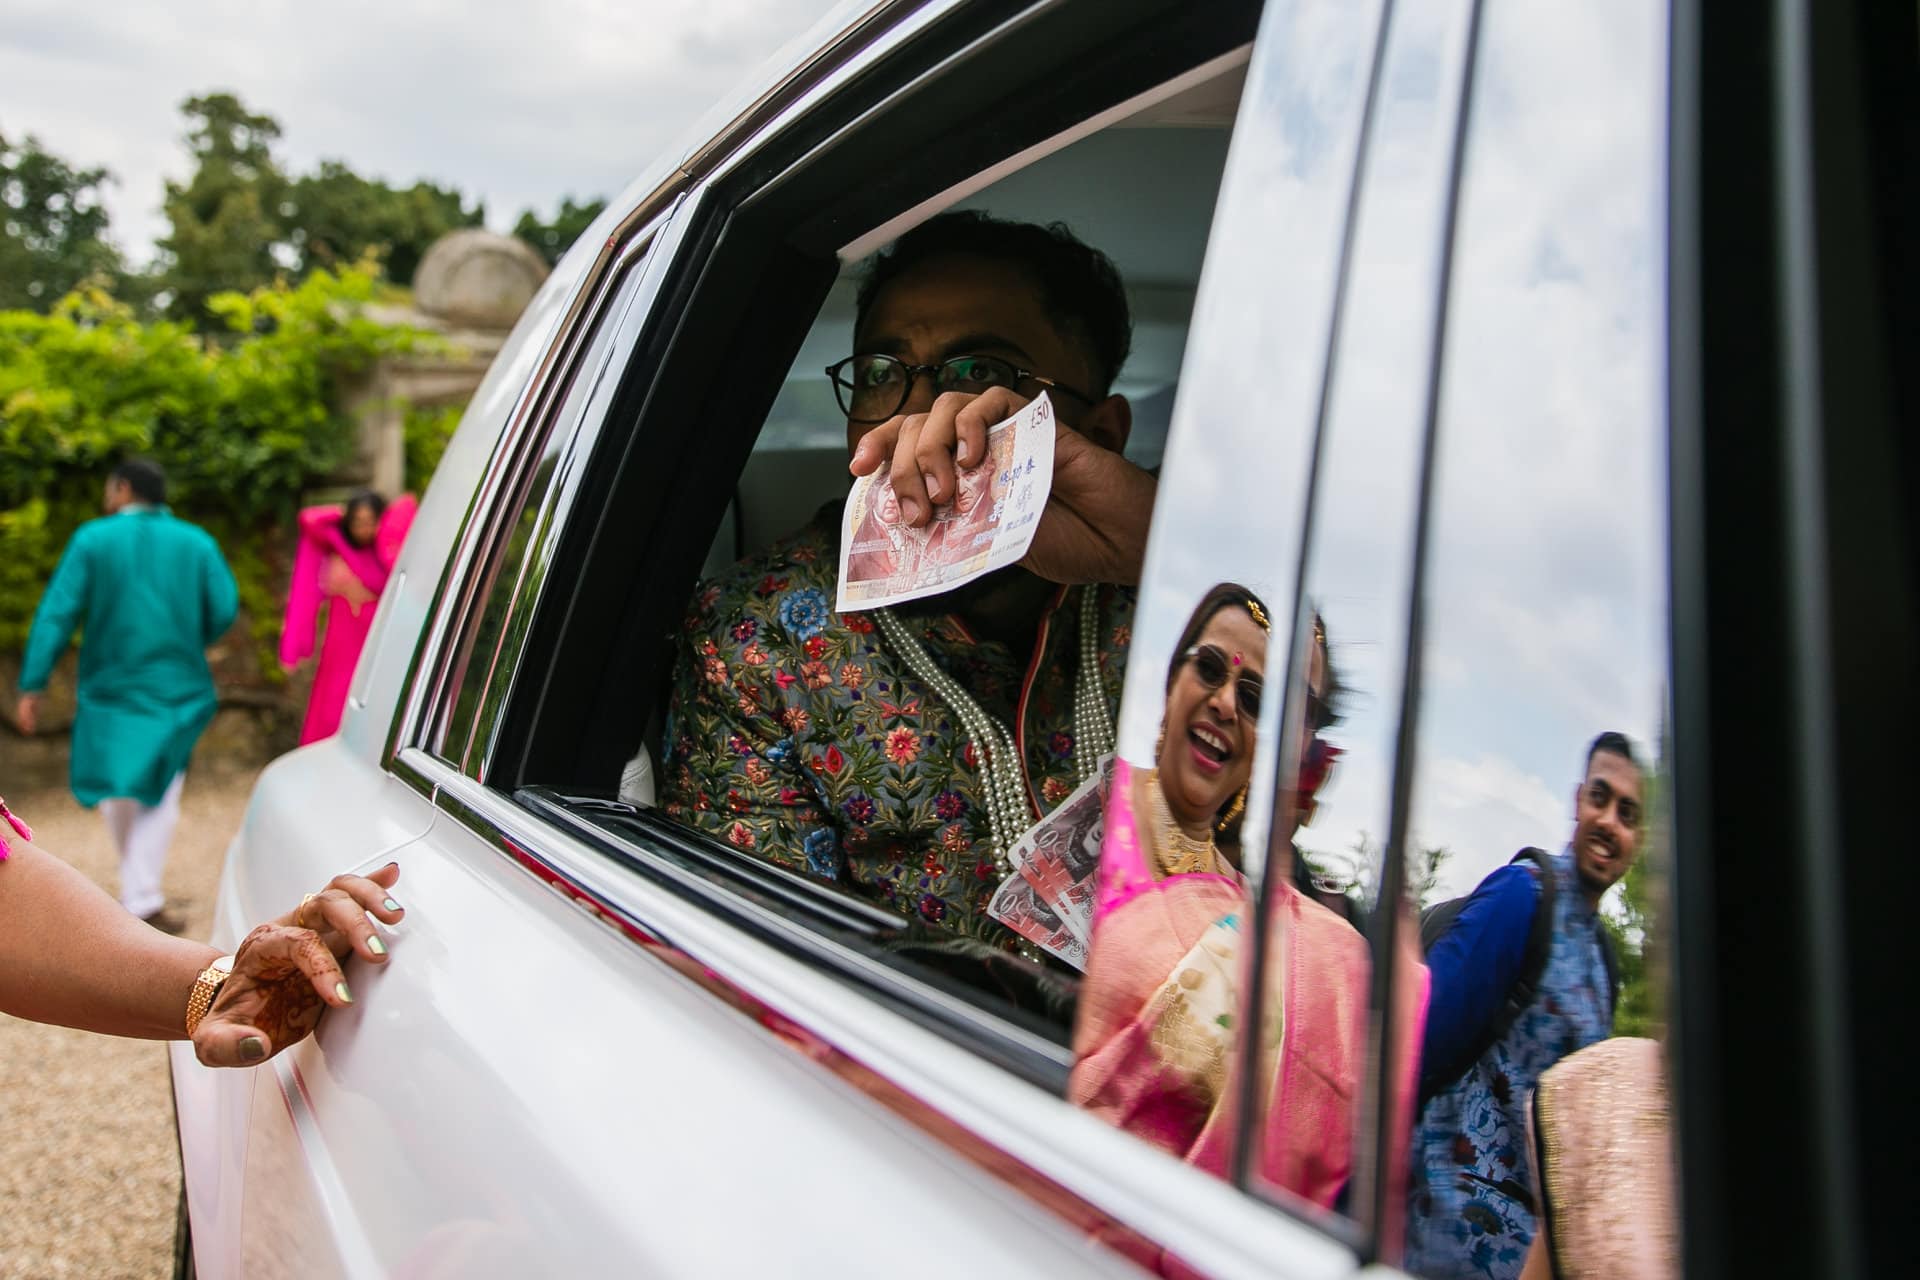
[0,768,260,1280]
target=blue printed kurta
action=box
[1405,850,1615,1280]
[18,506,238,807]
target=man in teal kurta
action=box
[15,458,238,932]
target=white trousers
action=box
[98,772,184,918]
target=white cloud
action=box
[0,0,846,263]
[1270,0,1668,909]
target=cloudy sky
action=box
[1124,0,1668,905]
[0,0,846,263]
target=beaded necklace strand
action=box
[873,586,1115,873]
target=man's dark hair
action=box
[111,457,167,505]
[1585,730,1642,775]
[854,211,1134,395]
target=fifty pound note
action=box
[987,870,1088,970]
[837,392,1056,611]
[1007,763,1108,946]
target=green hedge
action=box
[0,265,438,676]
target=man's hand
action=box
[192,863,405,1067]
[848,387,1157,586]
[14,694,38,736]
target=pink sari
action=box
[1070,759,1427,1266]
[280,496,417,744]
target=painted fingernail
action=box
[240,1036,267,1062]
[367,935,387,956]
[383,898,401,912]
[335,981,353,1003]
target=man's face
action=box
[1571,749,1643,896]
[102,477,131,514]
[845,252,1102,460]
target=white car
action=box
[172,0,1912,1276]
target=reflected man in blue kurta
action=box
[15,458,238,933]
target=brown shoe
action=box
[142,908,188,935]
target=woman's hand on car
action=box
[848,386,1155,585]
[191,864,405,1067]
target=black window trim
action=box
[385,208,682,773]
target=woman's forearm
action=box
[0,837,217,1038]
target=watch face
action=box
[213,954,236,974]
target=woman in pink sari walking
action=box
[280,490,416,744]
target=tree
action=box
[1601,711,1670,1037]
[285,162,483,285]
[513,196,607,265]
[0,129,124,312]
[157,93,290,322]
[157,92,489,322]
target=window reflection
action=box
[1069,0,1388,1238]
[1251,0,1482,1240]
[1399,0,1670,1277]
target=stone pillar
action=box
[333,229,551,498]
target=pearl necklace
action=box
[874,587,1115,874]
[1146,768,1222,877]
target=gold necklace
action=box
[1148,770,1221,876]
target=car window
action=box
[1395,1,1670,1277]
[431,232,663,776]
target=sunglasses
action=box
[1183,644,1264,719]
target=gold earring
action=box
[1215,786,1247,835]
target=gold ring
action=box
[300,892,318,929]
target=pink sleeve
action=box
[280,506,341,667]
[376,493,418,570]
[0,795,31,860]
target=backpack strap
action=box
[1417,848,1554,1101]
[1490,847,1557,1049]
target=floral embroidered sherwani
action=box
[661,504,1133,942]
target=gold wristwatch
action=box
[184,954,236,1037]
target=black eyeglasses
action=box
[1183,644,1264,719]
[825,353,1096,424]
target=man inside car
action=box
[660,211,1156,943]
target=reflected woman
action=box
[1071,586,1423,1229]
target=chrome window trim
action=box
[389,747,1356,1280]
[694,0,1043,195]
[386,209,682,770]
[462,242,675,780]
